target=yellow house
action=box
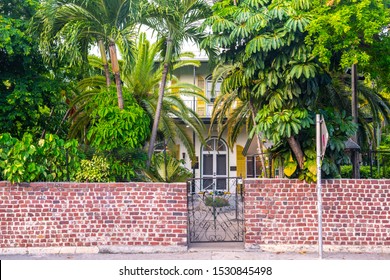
[172,57,275,190]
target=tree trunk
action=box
[147,38,174,166]
[109,42,124,110]
[287,136,304,169]
[249,103,268,177]
[98,39,111,87]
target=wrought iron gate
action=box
[187,177,244,243]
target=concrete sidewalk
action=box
[2,251,390,260]
[1,243,390,260]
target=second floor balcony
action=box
[183,99,215,118]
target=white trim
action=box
[200,137,229,190]
[245,244,390,254]
[0,246,99,255]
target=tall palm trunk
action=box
[98,39,111,87]
[147,37,173,166]
[249,103,268,177]
[109,41,124,109]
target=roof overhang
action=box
[243,136,257,156]
[344,138,361,151]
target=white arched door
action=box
[201,138,228,191]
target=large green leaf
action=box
[306,159,317,175]
[284,161,298,177]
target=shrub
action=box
[75,155,110,182]
[0,133,82,183]
[76,146,148,182]
[87,93,150,151]
[204,196,230,208]
[144,153,192,183]
[340,165,390,179]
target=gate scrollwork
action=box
[187,177,244,243]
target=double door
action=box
[202,138,227,191]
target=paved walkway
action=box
[2,251,390,260]
[1,243,390,260]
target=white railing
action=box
[183,99,214,117]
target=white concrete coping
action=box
[245,244,390,254]
[98,245,188,254]
[0,246,99,255]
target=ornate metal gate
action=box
[187,177,244,243]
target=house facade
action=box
[172,58,271,189]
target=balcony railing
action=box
[183,99,214,118]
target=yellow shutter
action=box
[171,79,179,94]
[175,144,180,160]
[236,145,246,178]
[197,76,205,116]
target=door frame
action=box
[200,137,229,191]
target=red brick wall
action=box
[2,179,389,251]
[244,179,390,248]
[0,182,187,248]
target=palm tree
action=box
[68,34,208,160]
[124,33,207,160]
[142,0,211,165]
[35,0,141,109]
[143,153,192,183]
[320,73,390,150]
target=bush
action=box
[204,196,230,208]
[87,93,150,151]
[340,165,390,178]
[75,155,110,182]
[76,146,148,182]
[0,133,82,183]
[144,153,192,183]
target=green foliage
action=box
[202,0,385,181]
[106,148,148,181]
[202,0,329,180]
[306,0,390,70]
[254,108,313,144]
[77,145,148,182]
[379,133,390,150]
[368,36,390,89]
[1,0,71,139]
[87,90,150,150]
[284,160,298,177]
[340,165,352,178]
[298,148,317,182]
[204,196,230,208]
[304,1,390,149]
[34,0,141,69]
[142,0,212,162]
[340,165,390,179]
[144,153,193,183]
[0,0,37,56]
[268,109,356,181]
[319,110,357,178]
[75,155,110,182]
[70,33,206,164]
[123,33,206,161]
[0,133,82,183]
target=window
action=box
[246,156,262,178]
[205,76,222,101]
[203,76,222,117]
